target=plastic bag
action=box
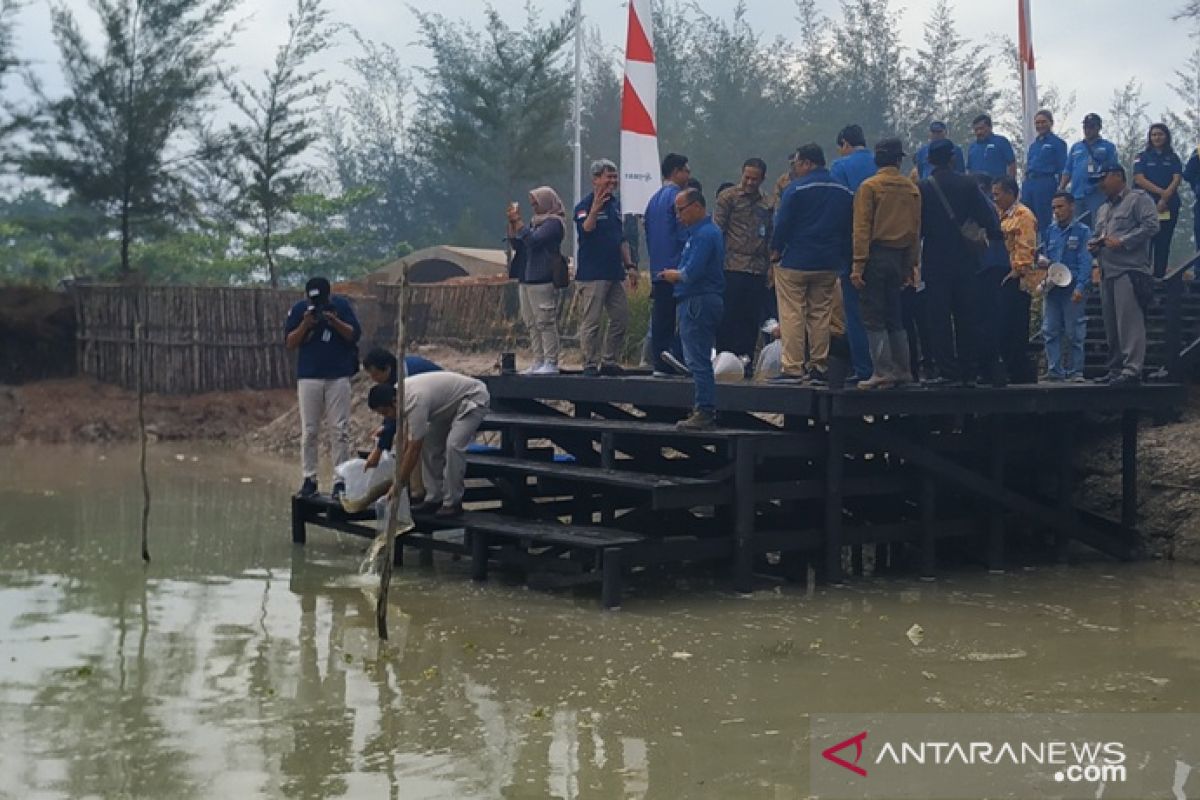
[335,453,395,513]
[755,340,782,380]
[374,489,415,537]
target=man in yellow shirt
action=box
[850,139,921,389]
[992,176,1040,384]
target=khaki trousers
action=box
[774,268,838,375]
[519,282,561,365]
[576,280,629,368]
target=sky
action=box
[5,0,1196,143]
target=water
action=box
[2,444,1200,799]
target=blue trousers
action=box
[1042,286,1087,378]
[841,277,873,379]
[1021,174,1058,231]
[650,280,682,372]
[678,293,723,412]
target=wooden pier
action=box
[291,373,1185,608]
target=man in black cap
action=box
[1061,113,1120,226]
[912,121,965,181]
[284,276,363,497]
[850,138,921,389]
[918,138,1003,387]
[1087,165,1159,386]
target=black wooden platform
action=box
[290,373,1185,608]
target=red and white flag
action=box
[620,0,659,215]
[1018,0,1038,151]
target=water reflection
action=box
[2,444,1200,799]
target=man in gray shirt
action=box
[1088,165,1160,386]
[395,371,490,517]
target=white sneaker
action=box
[521,362,544,375]
[534,362,560,375]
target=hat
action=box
[1088,163,1125,182]
[929,121,947,133]
[928,138,955,160]
[305,276,331,300]
[1082,113,1102,128]
[875,138,906,158]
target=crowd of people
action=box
[502,112,1187,430]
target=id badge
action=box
[758,224,767,237]
[1159,210,1171,221]
[322,329,332,343]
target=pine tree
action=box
[1167,31,1200,152]
[829,0,907,142]
[996,36,1077,162]
[225,0,338,286]
[0,0,24,146]
[21,0,239,278]
[1108,78,1150,171]
[579,24,620,175]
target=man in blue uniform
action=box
[912,121,965,181]
[966,114,1016,181]
[1061,113,1120,227]
[643,153,691,375]
[1185,145,1200,271]
[574,159,638,376]
[661,188,725,431]
[1021,109,1068,230]
[831,124,877,192]
[1040,192,1092,381]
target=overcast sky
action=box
[7,0,1195,142]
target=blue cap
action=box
[929,121,947,133]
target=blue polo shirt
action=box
[404,355,441,377]
[771,167,854,271]
[674,216,725,299]
[1134,148,1184,213]
[830,148,877,192]
[1026,133,1067,176]
[643,183,686,280]
[377,417,397,452]
[1042,219,1092,292]
[967,133,1016,178]
[915,141,965,180]
[284,295,362,379]
[573,193,626,282]
[1064,137,1119,199]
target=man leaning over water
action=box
[285,276,362,499]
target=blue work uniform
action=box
[1020,132,1068,230]
[1040,219,1092,378]
[830,148,877,193]
[1063,137,1119,226]
[573,193,626,282]
[674,216,726,413]
[643,183,687,372]
[1184,148,1200,261]
[914,141,965,180]
[967,133,1016,179]
[284,295,362,379]
[1134,147,1184,276]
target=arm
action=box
[770,188,794,256]
[516,217,564,249]
[397,438,424,488]
[1184,153,1200,186]
[713,190,732,233]
[284,307,313,351]
[904,196,922,283]
[581,192,609,233]
[1116,195,1161,250]
[1058,149,1074,191]
[1071,225,1093,295]
[677,233,711,285]
[851,183,874,278]
[1010,213,1038,275]
[327,299,361,344]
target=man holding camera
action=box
[285,276,362,497]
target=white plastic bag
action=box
[374,489,415,537]
[713,351,745,383]
[755,340,782,380]
[335,453,395,512]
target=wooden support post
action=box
[987,417,1005,573]
[733,440,756,594]
[601,547,622,609]
[1054,416,1078,563]
[851,545,865,577]
[1121,410,1139,532]
[823,421,846,585]
[601,431,615,471]
[920,470,936,581]
[471,530,489,582]
[419,540,434,567]
[290,496,307,544]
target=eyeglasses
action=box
[675,200,699,215]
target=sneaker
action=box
[521,362,544,375]
[582,365,600,377]
[297,477,318,497]
[1041,372,1065,383]
[807,369,828,387]
[857,375,896,390]
[676,409,717,431]
[1109,372,1141,387]
[599,361,624,376]
[1068,374,1087,383]
[660,351,691,376]
[533,362,560,375]
[331,480,346,501]
[434,503,464,518]
[413,498,443,514]
[1092,372,1118,385]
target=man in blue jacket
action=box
[831,124,876,192]
[643,153,691,376]
[1060,113,1120,226]
[284,276,362,498]
[769,143,854,384]
[1021,109,1068,230]
[1040,192,1092,381]
[661,188,725,431]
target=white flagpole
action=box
[1019,0,1038,157]
[572,0,583,262]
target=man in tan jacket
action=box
[849,139,921,390]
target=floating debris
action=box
[906,624,925,646]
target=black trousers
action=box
[651,280,681,371]
[1152,211,1178,278]
[924,268,977,382]
[976,267,1034,383]
[717,271,768,358]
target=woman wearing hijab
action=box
[1133,123,1184,277]
[507,187,567,374]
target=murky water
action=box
[2,444,1200,799]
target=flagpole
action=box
[572,0,583,262]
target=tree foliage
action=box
[1108,77,1150,170]
[21,0,238,278]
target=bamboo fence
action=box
[75,285,297,394]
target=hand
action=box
[850,272,866,291]
[765,264,776,289]
[1157,199,1168,214]
[302,308,318,327]
[1037,254,1050,268]
[1103,236,1122,250]
[1091,266,1101,286]
[625,266,640,290]
[1072,289,1084,304]
[659,268,682,284]
[1087,238,1101,254]
[591,189,610,212]
[322,309,340,324]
